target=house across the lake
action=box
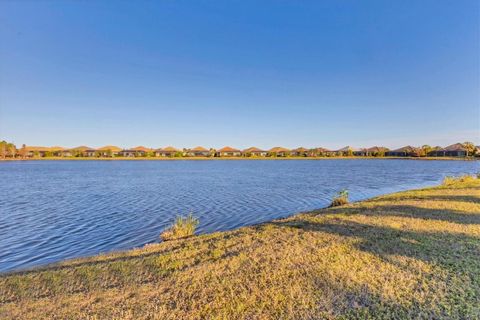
[365,146,389,156]
[118,149,136,157]
[84,149,98,157]
[307,148,330,157]
[386,146,420,157]
[70,146,92,157]
[333,146,356,156]
[155,146,180,157]
[49,146,65,157]
[268,147,290,157]
[429,143,467,157]
[61,149,73,157]
[24,146,50,157]
[97,146,122,157]
[118,146,152,157]
[290,147,308,157]
[186,146,210,157]
[216,146,242,157]
[243,147,268,157]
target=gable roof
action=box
[158,146,179,152]
[132,146,152,152]
[25,146,51,152]
[335,146,358,152]
[366,146,389,152]
[190,146,209,152]
[389,145,418,153]
[97,145,122,152]
[269,147,290,153]
[217,146,241,153]
[243,147,266,153]
[441,143,466,152]
[70,146,92,151]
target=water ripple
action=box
[0,159,478,272]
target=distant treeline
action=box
[1,141,479,159]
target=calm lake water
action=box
[0,159,478,273]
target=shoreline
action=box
[1,177,479,318]
[0,178,465,276]
[0,156,477,162]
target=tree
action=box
[463,142,475,157]
[421,145,432,157]
[7,143,16,158]
[20,144,27,159]
[0,141,6,159]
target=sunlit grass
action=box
[1,177,479,319]
[160,213,199,241]
[442,174,477,186]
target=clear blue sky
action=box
[0,0,478,149]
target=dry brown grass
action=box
[1,178,479,319]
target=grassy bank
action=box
[1,178,479,319]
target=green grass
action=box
[0,178,479,319]
[160,213,199,241]
[330,189,349,207]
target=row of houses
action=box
[22,143,479,158]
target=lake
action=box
[0,159,478,273]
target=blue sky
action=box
[0,0,478,149]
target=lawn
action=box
[1,177,479,319]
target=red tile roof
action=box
[97,145,122,152]
[292,147,308,152]
[158,146,179,152]
[132,146,152,152]
[218,146,241,152]
[70,146,92,151]
[243,147,266,153]
[269,147,290,153]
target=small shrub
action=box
[160,213,199,241]
[442,175,477,186]
[330,189,349,207]
[442,176,456,185]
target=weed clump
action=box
[160,213,199,241]
[330,189,349,207]
[442,175,477,186]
